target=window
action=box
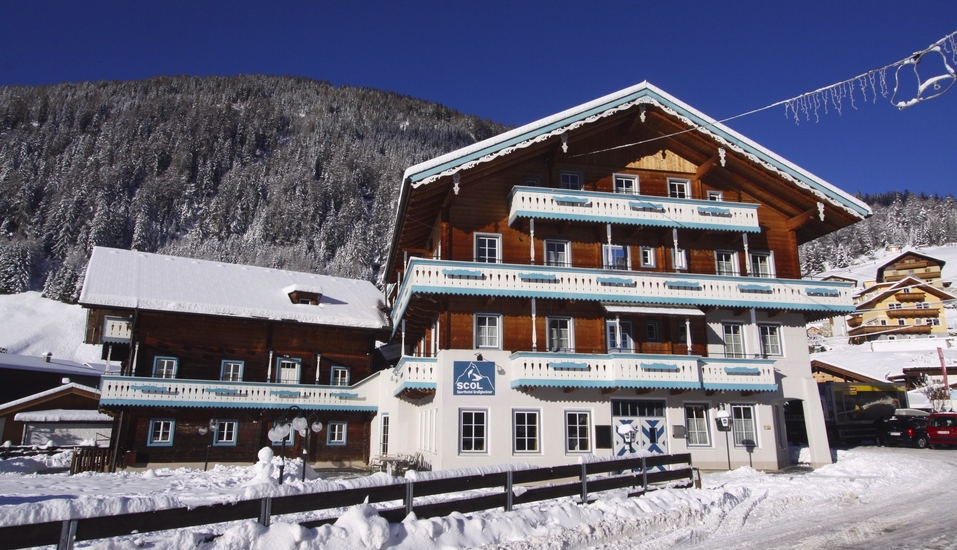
[559,171,582,190]
[277,358,301,384]
[723,324,745,358]
[606,320,634,352]
[677,322,688,345]
[645,321,660,343]
[715,251,738,276]
[565,411,591,452]
[668,178,690,199]
[613,174,638,194]
[544,240,571,267]
[513,410,540,453]
[524,176,541,187]
[475,313,502,349]
[916,302,930,309]
[707,190,723,201]
[639,246,656,268]
[221,360,244,382]
[269,420,295,446]
[380,414,390,455]
[759,324,782,356]
[603,244,630,270]
[685,405,710,446]
[214,420,238,446]
[732,405,756,447]
[460,409,487,453]
[326,422,347,446]
[613,400,665,417]
[927,318,941,326]
[475,233,501,263]
[888,303,902,310]
[148,419,174,446]
[898,319,907,326]
[547,317,573,352]
[750,252,774,278]
[153,357,178,379]
[330,366,350,386]
[673,248,688,271]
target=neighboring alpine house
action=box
[80,247,390,469]
[376,81,870,471]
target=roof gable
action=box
[857,276,955,309]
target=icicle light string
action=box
[569,29,957,160]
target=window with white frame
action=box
[707,190,723,201]
[673,248,688,270]
[759,324,782,356]
[603,244,630,270]
[685,404,710,446]
[639,246,656,268]
[475,313,502,349]
[916,302,930,309]
[565,411,591,452]
[645,321,660,343]
[732,405,757,447]
[513,410,540,453]
[544,239,571,267]
[613,174,638,194]
[460,409,487,453]
[153,357,178,379]
[898,319,907,326]
[750,251,774,278]
[887,303,902,310]
[148,419,174,446]
[327,422,347,446]
[606,320,634,352]
[927,318,941,326]
[330,366,350,386]
[547,317,573,352]
[715,250,738,276]
[221,360,243,382]
[214,420,238,446]
[559,171,582,190]
[723,323,745,358]
[475,233,501,263]
[277,358,301,384]
[380,414,390,455]
[668,178,690,199]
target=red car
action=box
[927,412,957,448]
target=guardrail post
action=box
[641,457,648,491]
[58,519,77,550]
[580,463,588,504]
[505,470,513,512]
[259,497,272,526]
[405,479,414,517]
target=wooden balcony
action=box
[99,375,379,411]
[885,307,939,319]
[848,324,933,337]
[392,258,855,328]
[507,186,761,233]
[846,315,863,328]
[895,292,926,302]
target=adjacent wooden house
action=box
[80,247,390,468]
[374,82,870,470]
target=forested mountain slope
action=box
[0,75,507,300]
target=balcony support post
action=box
[529,218,535,265]
[531,298,538,352]
[401,320,407,357]
[267,350,273,383]
[742,233,751,276]
[685,318,693,356]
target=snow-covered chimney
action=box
[44,352,53,363]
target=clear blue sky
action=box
[2,1,955,198]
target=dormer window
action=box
[283,284,323,306]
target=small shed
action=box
[0,383,108,445]
[14,409,113,446]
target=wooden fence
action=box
[0,453,694,550]
[69,447,113,475]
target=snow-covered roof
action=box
[0,352,105,379]
[79,247,389,331]
[14,409,112,423]
[402,81,871,218]
[0,383,100,413]
[812,347,957,383]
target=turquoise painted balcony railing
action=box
[99,375,378,411]
[507,186,761,232]
[392,258,854,329]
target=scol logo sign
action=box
[453,361,495,396]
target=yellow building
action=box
[848,276,953,343]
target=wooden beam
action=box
[787,207,819,231]
[635,388,655,395]
[563,387,577,394]
[602,387,619,395]
[696,154,719,182]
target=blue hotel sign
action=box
[453,361,496,396]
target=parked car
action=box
[879,416,928,448]
[927,412,957,448]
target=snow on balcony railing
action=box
[391,258,854,329]
[99,375,378,411]
[699,358,777,392]
[509,352,701,390]
[391,356,437,397]
[507,186,760,232]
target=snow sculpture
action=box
[249,447,278,485]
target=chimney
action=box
[62,377,70,385]
[44,352,52,363]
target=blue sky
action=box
[2,1,956,198]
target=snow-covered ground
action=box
[0,291,101,364]
[2,445,956,549]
